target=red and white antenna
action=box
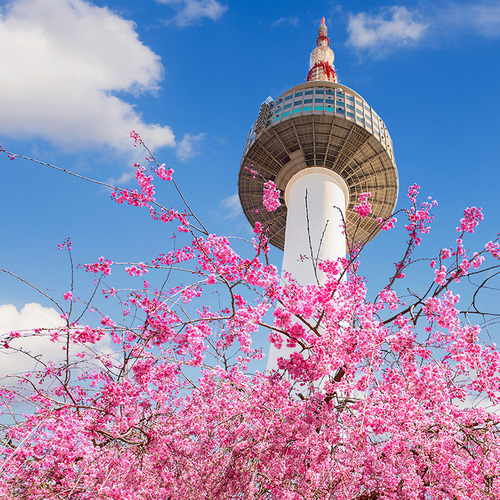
[307,17,337,83]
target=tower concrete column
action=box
[281,167,349,286]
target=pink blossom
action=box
[72,325,105,343]
[376,216,396,231]
[100,316,116,327]
[471,253,485,269]
[57,238,72,251]
[486,240,500,259]
[130,129,142,146]
[441,248,451,259]
[457,206,483,233]
[262,180,281,212]
[434,265,447,285]
[459,259,471,275]
[84,256,113,275]
[125,262,149,277]
[244,165,258,179]
[156,163,173,181]
[378,288,400,310]
[354,192,371,218]
[102,287,118,298]
[4,140,500,500]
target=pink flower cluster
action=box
[83,256,113,275]
[153,246,196,267]
[405,184,437,246]
[111,166,155,207]
[486,240,500,258]
[100,316,117,327]
[457,206,483,233]
[151,208,190,232]
[57,238,72,251]
[378,288,400,310]
[130,130,143,147]
[377,216,396,231]
[180,285,202,303]
[263,180,281,212]
[434,265,447,285]
[101,287,118,298]
[125,262,149,277]
[441,247,452,259]
[72,325,105,344]
[244,165,258,178]
[354,192,371,218]
[156,163,173,181]
[3,133,500,499]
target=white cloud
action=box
[157,0,227,26]
[0,0,175,154]
[347,6,428,53]
[0,303,66,377]
[0,303,113,379]
[347,2,500,55]
[271,16,299,28]
[176,132,205,161]
[219,192,242,219]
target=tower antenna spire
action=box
[307,17,337,83]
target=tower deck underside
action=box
[239,113,398,251]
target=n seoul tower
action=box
[238,19,399,368]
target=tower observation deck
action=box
[238,18,398,254]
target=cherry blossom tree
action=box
[0,136,499,499]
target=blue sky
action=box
[1,0,500,357]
